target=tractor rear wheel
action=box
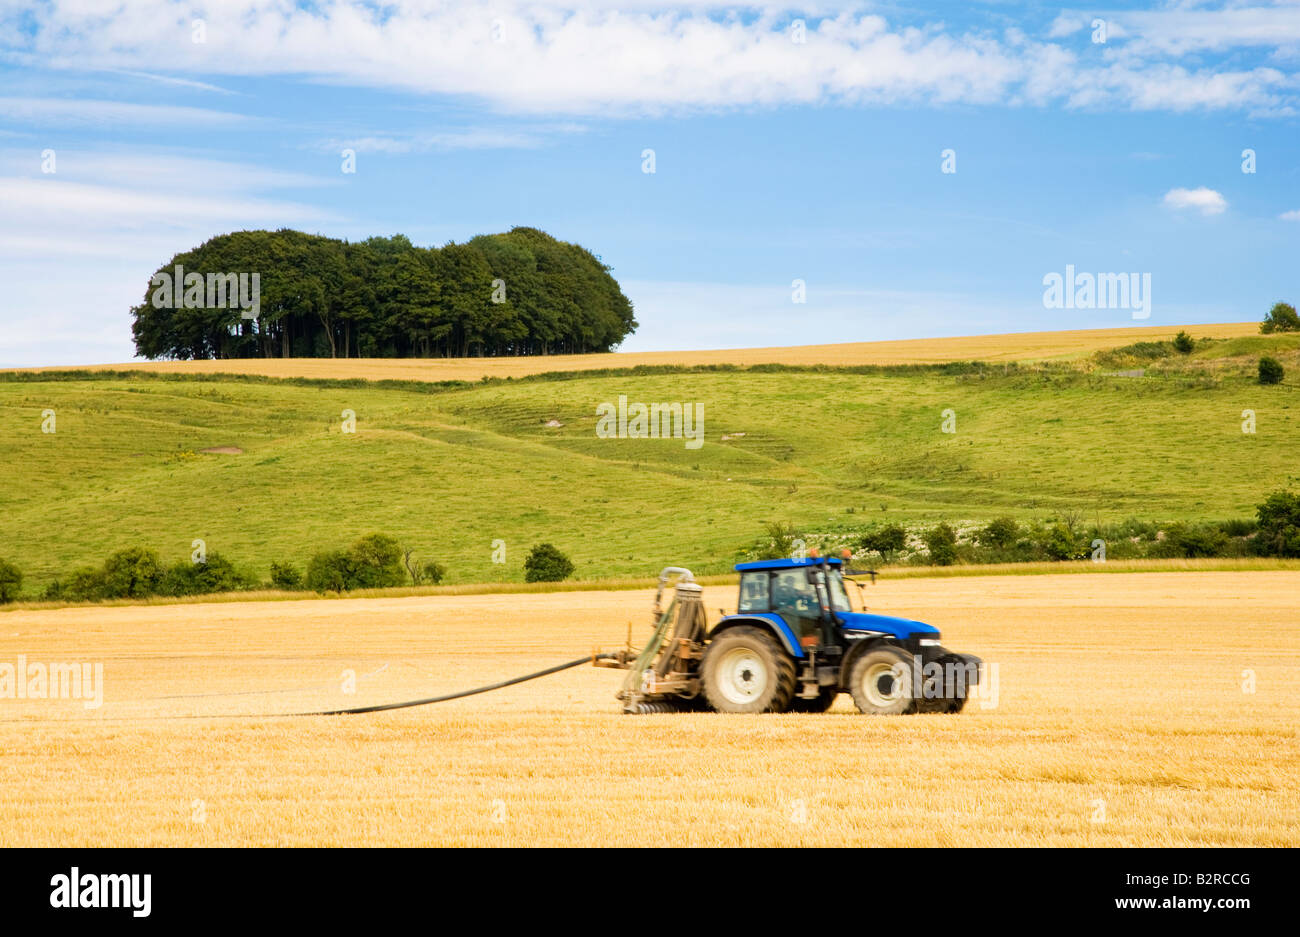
[788,686,838,713]
[701,626,796,714]
[848,645,918,715]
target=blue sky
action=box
[0,1,1298,365]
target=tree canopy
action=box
[131,227,637,359]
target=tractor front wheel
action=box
[701,627,797,714]
[848,646,918,715]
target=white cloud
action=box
[1163,187,1228,216]
[2,2,1296,116]
[318,126,574,155]
[1100,5,1300,57]
[1281,209,1300,221]
[0,97,251,127]
[0,149,339,366]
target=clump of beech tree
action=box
[131,226,637,359]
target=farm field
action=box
[1,328,1298,592]
[6,322,1261,383]
[0,570,1296,847]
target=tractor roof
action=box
[734,557,843,572]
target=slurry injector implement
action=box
[596,559,981,715]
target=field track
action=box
[2,569,1296,846]
[8,322,1259,383]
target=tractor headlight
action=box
[918,637,941,647]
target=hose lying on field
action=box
[297,653,617,716]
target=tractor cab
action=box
[736,557,854,652]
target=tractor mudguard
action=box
[710,614,804,659]
[839,635,899,686]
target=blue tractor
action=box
[600,559,981,715]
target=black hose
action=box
[299,653,616,716]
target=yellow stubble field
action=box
[1,570,1296,847]
[8,322,1260,383]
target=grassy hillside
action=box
[0,333,1296,591]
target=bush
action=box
[1039,522,1087,561]
[978,516,1019,549]
[270,562,304,590]
[305,533,407,593]
[1158,524,1230,559]
[63,567,109,602]
[859,523,907,562]
[421,561,446,585]
[757,521,799,560]
[345,533,406,589]
[1173,330,1194,354]
[1256,490,1300,557]
[1218,517,1257,538]
[159,553,257,596]
[524,543,575,582]
[305,550,352,593]
[0,558,21,603]
[101,547,164,598]
[923,523,958,566]
[1260,302,1299,334]
[1258,356,1284,385]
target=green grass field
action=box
[1,336,1297,592]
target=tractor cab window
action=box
[738,572,769,612]
[770,571,817,613]
[822,570,853,613]
[770,570,822,642]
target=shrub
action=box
[923,523,958,566]
[0,558,21,603]
[1256,490,1300,557]
[305,550,352,593]
[345,533,406,589]
[63,567,109,602]
[270,562,304,590]
[1218,517,1257,538]
[524,543,575,582]
[1258,356,1284,385]
[1039,522,1087,561]
[1260,302,1299,334]
[757,521,799,560]
[421,561,446,585]
[159,553,257,596]
[1159,524,1230,558]
[1173,330,1194,354]
[859,523,907,562]
[100,547,164,598]
[978,516,1019,549]
[305,533,407,593]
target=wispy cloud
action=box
[0,97,251,127]
[104,70,239,95]
[317,126,575,155]
[1281,209,1300,221]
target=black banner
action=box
[0,847,1280,925]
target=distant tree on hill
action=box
[924,524,958,566]
[1260,302,1299,334]
[131,227,636,360]
[1256,490,1300,557]
[0,558,21,603]
[524,543,575,582]
[859,524,907,563]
